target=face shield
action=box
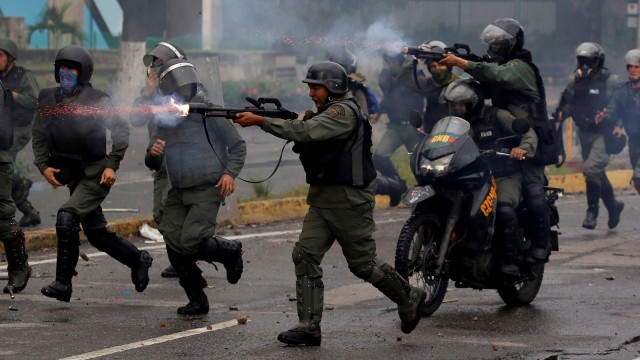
[158,60,201,101]
[480,24,516,62]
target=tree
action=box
[27,1,83,49]
[113,0,152,102]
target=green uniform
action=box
[1,63,40,225]
[0,79,30,293]
[32,89,129,230]
[261,92,420,338]
[397,61,459,133]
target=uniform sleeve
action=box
[13,70,39,112]
[261,103,356,142]
[210,118,247,178]
[31,110,51,173]
[466,60,537,95]
[557,77,575,117]
[396,60,430,95]
[496,109,537,155]
[605,85,624,128]
[101,96,130,171]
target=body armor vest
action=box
[297,99,376,188]
[571,72,610,130]
[38,87,107,164]
[1,66,35,127]
[472,106,520,178]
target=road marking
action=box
[58,319,238,360]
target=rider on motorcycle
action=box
[442,78,538,277]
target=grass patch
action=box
[239,184,309,202]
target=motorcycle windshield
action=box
[425,116,471,149]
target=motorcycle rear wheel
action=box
[497,264,544,306]
[395,212,448,316]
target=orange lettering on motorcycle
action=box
[479,178,497,217]
[428,134,455,143]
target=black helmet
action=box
[575,42,605,77]
[325,47,357,74]
[480,18,524,61]
[442,79,484,118]
[157,59,201,100]
[0,38,18,60]
[302,61,348,95]
[143,41,187,67]
[54,45,94,84]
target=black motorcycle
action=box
[394,116,562,316]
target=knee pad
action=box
[292,245,319,278]
[55,210,80,242]
[496,203,518,225]
[523,182,547,212]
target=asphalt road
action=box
[2,192,640,359]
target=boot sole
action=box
[277,333,321,346]
[400,290,427,334]
[3,266,32,293]
[41,287,72,302]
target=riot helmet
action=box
[143,42,187,67]
[326,47,357,74]
[0,38,18,60]
[54,45,94,84]
[442,79,484,119]
[575,42,605,78]
[302,61,348,95]
[624,49,640,67]
[480,18,524,62]
[157,59,201,100]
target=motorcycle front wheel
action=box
[395,212,448,316]
[496,264,544,306]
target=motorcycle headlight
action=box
[419,153,454,177]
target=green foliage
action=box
[28,1,83,49]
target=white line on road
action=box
[58,319,238,360]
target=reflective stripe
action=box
[158,42,184,59]
[159,62,195,80]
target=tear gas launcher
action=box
[402,43,495,63]
[187,97,299,120]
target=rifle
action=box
[188,97,298,120]
[401,43,494,63]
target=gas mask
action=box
[486,44,509,64]
[575,56,597,78]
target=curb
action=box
[9,170,634,254]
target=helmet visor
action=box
[479,24,516,48]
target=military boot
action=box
[582,180,601,230]
[368,262,426,334]
[523,189,552,266]
[278,276,323,346]
[11,174,32,207]
[85,228,153,292]
[373,176,407,207]
[17,200,41,227]
[177,280,209,315]
[600,176,624,229]
[0,221,31,294]
[199,236,243,284]
[42,212,81,302]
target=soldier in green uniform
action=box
[599,49,640,194]
[0,38,41,227]
[443,79,537,276]
[398,40,459,134]
[0,79,31,295]
[234,61,426,346]
[440,19,552,265]
[148,59,246,315]
[555,42,624,230]
[131,41,190,279]
[34,45,153,302]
